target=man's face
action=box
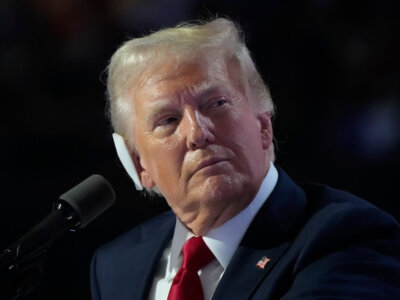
[131,56,273,235]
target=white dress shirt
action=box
[148,163,278,300]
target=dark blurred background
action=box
[0,0,399,299]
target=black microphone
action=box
[0,174,116,281]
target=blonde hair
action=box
[107,18,275,154]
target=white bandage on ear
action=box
[112,133,144,190]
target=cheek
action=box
[224,111,261,145]
[145,139,185,187]
[224,116,264,167]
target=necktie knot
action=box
[167,236,215,300]
[181,237,214,272]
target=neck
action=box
[184,174,267,236]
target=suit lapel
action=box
[110,212,175,300]
[213,241,291,299]
[212,168,307,299]
[135,224,174,300]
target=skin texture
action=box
[129,55,273,236]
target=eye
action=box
[156,116,178,127]
[208,98,228,109]
[214,99,227,107]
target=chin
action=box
[199,173,248,204]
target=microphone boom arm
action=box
[0,174,115,300]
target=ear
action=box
[112,133,155,190]
[132,152,156,189]
[257,112,273,149]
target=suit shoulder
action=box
[294,183,399,260]
[300,183,398,227]
[301,183,374,208]
[90,211,175,298]
[273,183,400,299]
[94,210,175,257]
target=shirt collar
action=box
[169,162,278,271]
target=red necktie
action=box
[167,237,215,300]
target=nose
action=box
[183,109,214,150]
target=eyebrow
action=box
[144,80,225,124]
[188,81,215,97]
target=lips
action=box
[192,157,229,175]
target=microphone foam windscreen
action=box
[59,174,116,227]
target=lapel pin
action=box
[256,256,270,270]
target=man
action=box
[91,18,400,299]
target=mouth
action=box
[192,157,229,175]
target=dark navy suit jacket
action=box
[91,169,400,299]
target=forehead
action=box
[133,58,232,107]
[149,58,225,88]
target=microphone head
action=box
[59,174,116,228]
